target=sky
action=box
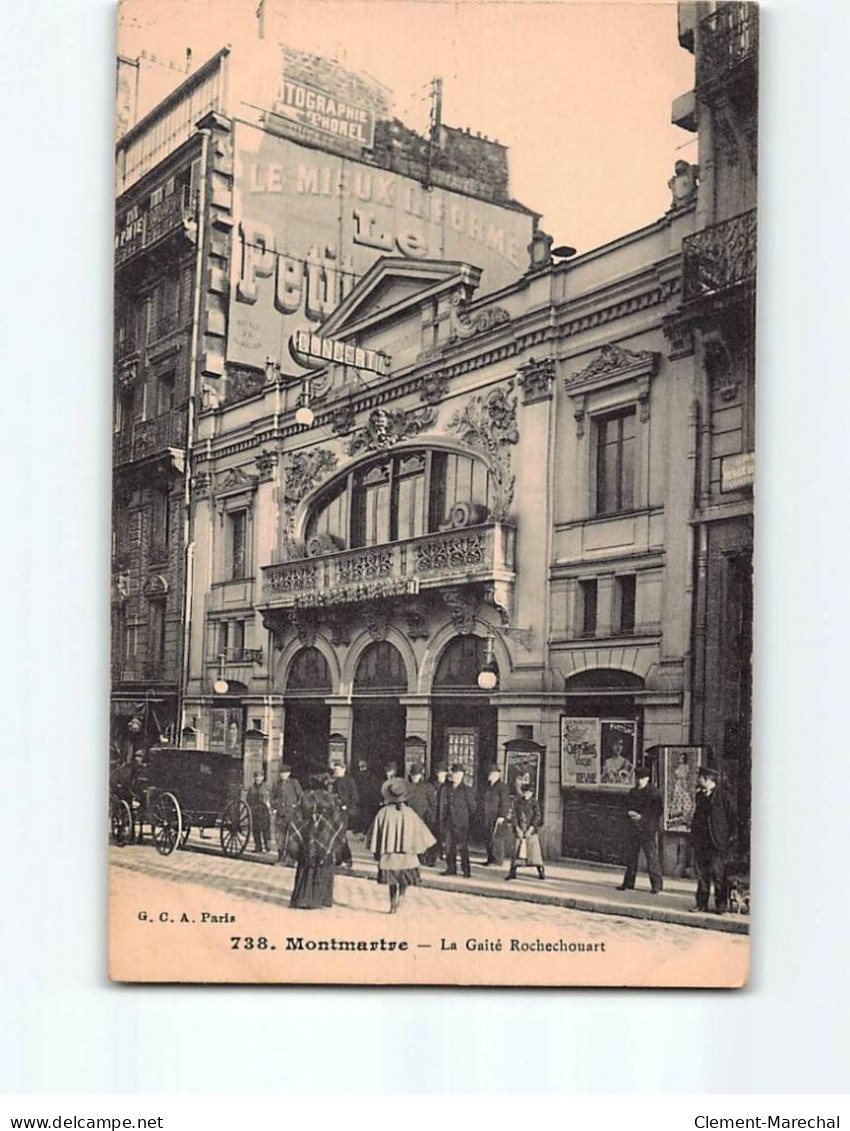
[117,0,697,253]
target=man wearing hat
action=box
[432,762,449,861]
[270,763,303,863]
[440,763,477,877]
[407,764,437,864]
[690,765,733,914]
[380,759,406,804]
[617,763,663,894]
[481,763,512,866]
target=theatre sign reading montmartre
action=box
[109,2,756,988]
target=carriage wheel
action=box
[220,799,251,858]
[152,792,182,856]
[178,823,191,849]
[111,799,133,847]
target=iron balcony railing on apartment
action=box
[682,210,757,303]
[115,191,197,267]
[113,408,188,467]
[696,2,758,91]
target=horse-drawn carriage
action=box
[110,747,252,858]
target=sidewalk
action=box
[239,836,749,935]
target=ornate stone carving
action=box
[327,615,352,647]
[415,532,488,575]
[255,450,278,482]
[290,608,318,648]
[419,370,449,405]
[449,292,511,340]
[485,581,512,625]
[281,449,338,558]
[662,315,695,360]
[668,160,699,210]
[335,548,393,586]
[517,357,556,404]
[346,407,435,456]
[143,574,168,598]
[704,333,741,403]
[265,560,318,595]
[447,382,518,521]
[565,343,658,388]
[192,470,212,499]
[216,465,258,495]
[404,607,430,641]
[294,577,414,609]
[364,601,391,642]
[441,588,479,635]
[330,403,356,436]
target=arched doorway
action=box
[284,647,332,782]
[351,641,408,777]
[560,668,644,863]
[431,635,497,796]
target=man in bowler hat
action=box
[617,763,663,894]
[440,763,477,877]
[407,763,437,865]
[690,765,733,913]
[270,763,302,863]
[481,763,512,866]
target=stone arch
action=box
[341,625,417,697]
[557,645,656,686]
[273,632,341,695]
[418,616,512,695]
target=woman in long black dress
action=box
[284,774,349,909]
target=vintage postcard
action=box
[109,0,756,986]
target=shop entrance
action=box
[284,646,333,783]
[351,641,408,777]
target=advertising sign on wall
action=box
[660,745,707,833]
[560,717,599,787]
[273,77,376,149]
[227,122,534,369]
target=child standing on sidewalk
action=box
[506,782,545,881]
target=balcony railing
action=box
[682,210,757,303]
[261,523,516,609]
[113,408,187,466]
[696,3,758,90]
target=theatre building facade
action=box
[182,181,701,864]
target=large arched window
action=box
[286,647,332,694]
[305,448,494,554]
[433,636,487,691]
[353,641,408,693]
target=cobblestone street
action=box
[109,845,748,987]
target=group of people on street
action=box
[618,762,735,915]
[178,750,737,917]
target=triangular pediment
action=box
[320,257,481,339]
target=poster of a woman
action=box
[663,747,700,832]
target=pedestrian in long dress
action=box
[505,782,545,881]
[284,775,349,909]
[367,780,436,913]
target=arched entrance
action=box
[284,647,332,782]
[560,668,644,863]
[430,635,497,795]
[351,641,407,777]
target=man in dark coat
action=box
[432,762,448,861]
[270,763,303,863]
[617,764,663,894]
[690,765,733,913]
[329,762,358,867]
[407,763,437,865]
[352,758,381,833]
[481,763,512,866]
[246,770,272,853]
[440,763,477,878]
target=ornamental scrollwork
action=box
[449,292,511,340]
[447,381,518,521]
[281,449,338,559]
[335,549,394,586]
[346,407,435,457]
[419,370,450,405]
[415,533,487,575]
[265,561,318,595]
[517,357,556,404]
[441,588,479,635]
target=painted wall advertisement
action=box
[227,121,534,369]
[660,745,706,833]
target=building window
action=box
[156,371,175,416]
[596,408,636,515]
[228,620,245,661]
[216,621,229,660]
[148,600,166,665]
[305,448,494,553]
[229,510,248,579]
[579,579,598,637]
[152,488,171,549]
[616,575,637,634]
[124,624,138,665]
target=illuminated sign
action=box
[227,124,534,368]
[274,78,375,149]
[289,330,391,376]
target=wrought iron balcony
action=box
[113,409,187,467]
[682,210,757,303]
[261,522,516,610]
[696,3,758,92]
